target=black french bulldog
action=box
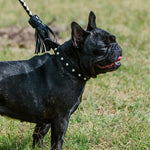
[0,11,122,150]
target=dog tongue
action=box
[116,56,123,61]
[98,56,122,69]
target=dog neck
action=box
[54,40,90,81]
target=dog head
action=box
[71,11,122,78]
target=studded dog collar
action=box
[54,47,90,81]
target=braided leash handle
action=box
[19,0,32,17]
[18,0,58,53]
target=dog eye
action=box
[100,47,107,50]
[100,45,108,50]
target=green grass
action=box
[0,0,150,149]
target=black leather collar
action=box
[54,47,90,81]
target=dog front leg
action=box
[51,115,70,150]
[32,123,50,148]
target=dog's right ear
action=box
[71,22,89,48]
[87,11,97,31]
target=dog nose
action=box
[120,50,123,56]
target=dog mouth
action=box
[97,56,122,69]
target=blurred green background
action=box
[0,0,150,149]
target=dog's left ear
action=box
[87,11,97,31]
[71,22,90,48]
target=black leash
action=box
[18,0,58,54]
[18,1,88,81]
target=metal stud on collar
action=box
[54,47,89,81]
[84,77,87,80]
[56,52,60,55]
[78,74,81,77]
[60,57,64,61]
[72,69,75,72]
[66,63,69,66]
